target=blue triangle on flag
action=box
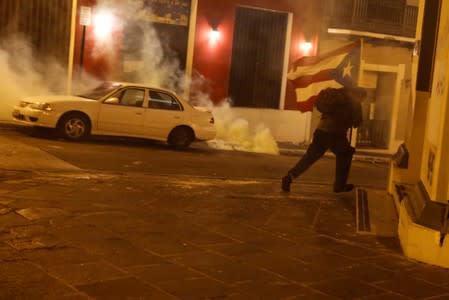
[330,46,360,88]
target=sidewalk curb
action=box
[279,148,391,164]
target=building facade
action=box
[390,0,449,268]
[0,0,418,149]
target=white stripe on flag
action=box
[295,80,343,103]
[287,53,347,80]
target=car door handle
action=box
[136,112,143,115]
[174,116,180,119]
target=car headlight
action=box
[19,101,31,107]
[30,102,53,111]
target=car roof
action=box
[110,81,176,94]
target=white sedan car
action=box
[12,82,216,148]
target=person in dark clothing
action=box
[282,87,365,193]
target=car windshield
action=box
[77,82,122,100]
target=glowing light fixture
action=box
[209,28,221,44]
[300,41,313,53]
[93,11,114,40]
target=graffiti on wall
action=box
[427,148,435,185]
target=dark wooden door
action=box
[228,6,288,108]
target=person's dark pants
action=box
[288,129,355,190]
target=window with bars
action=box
[0,0,72,65]
[228,6,288,109]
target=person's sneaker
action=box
[281,175,292,192]
[333,184,354,193]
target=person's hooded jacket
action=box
[315,87,364,135]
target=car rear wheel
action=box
[168,126,194,148]
[57,113,90,140]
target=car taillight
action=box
[209,117,214,124]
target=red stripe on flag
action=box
[290,69,333,88]
[297,95,318,112]
[291,40,359,69]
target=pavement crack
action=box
[10,241,71,251]
[311,200,323,229]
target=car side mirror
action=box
[104,97,119,104]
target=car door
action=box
[144,90,184,139]
[97,87,146,136]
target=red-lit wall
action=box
[193,0,322,109]
[74,0,121,80]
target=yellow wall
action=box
[420,0,449,202]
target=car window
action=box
[77,82,122,100]
[114,88,145,107]
[148,90,182,111]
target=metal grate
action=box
[356,188,371,233]
[357,120,389,148]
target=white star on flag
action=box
[342,61,353,78]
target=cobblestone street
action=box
[1,170,449,299]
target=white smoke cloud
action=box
[0,0,280,155]
[0,37,56,121]
[209,101,279,155]
[92,0,185,91]
[0,34,100,122]
[190,90,279,155]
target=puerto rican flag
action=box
[287,40,361,112]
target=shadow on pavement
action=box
[12,125,214,155]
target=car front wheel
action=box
[168,126,194,148]
[57,113,90,140]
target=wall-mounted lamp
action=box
[208,27,221,46]
[93,10,114,41]
[300,41,313,54]
[209,28,220,42]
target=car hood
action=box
[22,95,97,104]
